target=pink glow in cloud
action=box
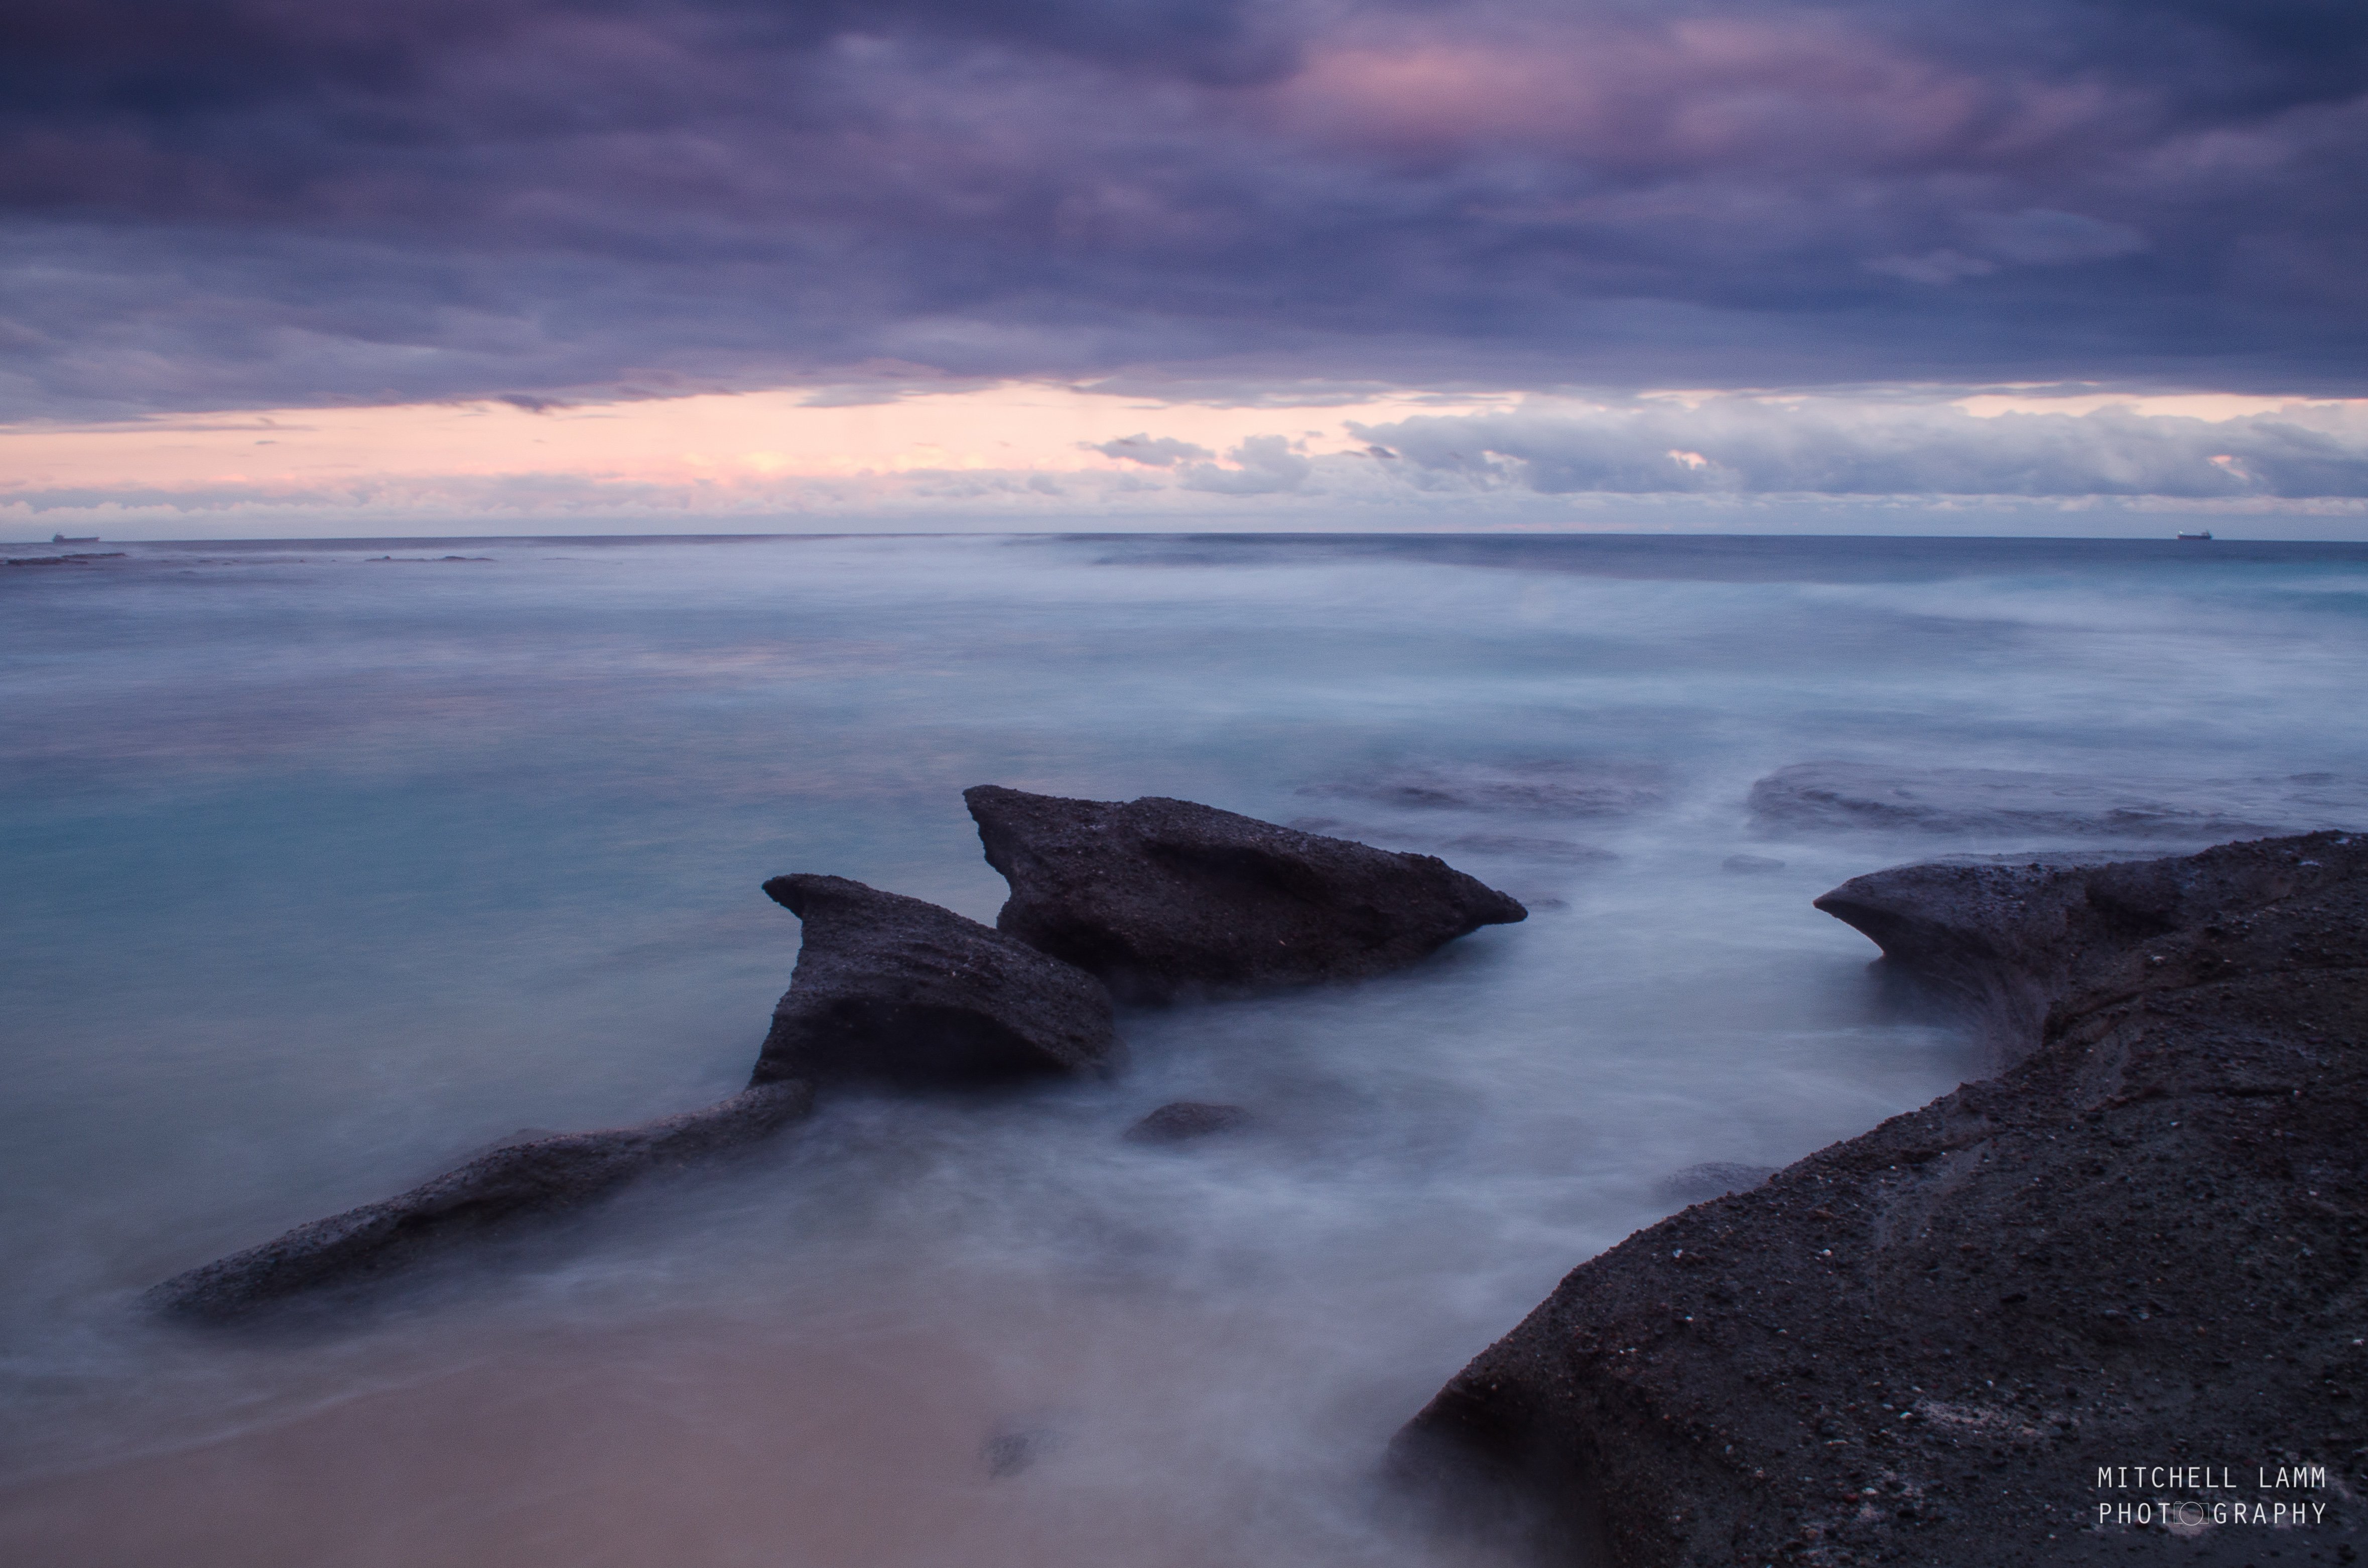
[1272,18,2131,175]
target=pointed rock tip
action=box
[762,871,868,915]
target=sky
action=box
[4,0,2366,536]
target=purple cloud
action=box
[2,1,2363,416]
[1091,434,1217,466]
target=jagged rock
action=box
[964,786,1526,1002]
[148,1081,815,1321]
[1123,1101,1250,1144]
[1393,831,2368,1567]
[751,873,1119,1088]
[1748,759,2368,841]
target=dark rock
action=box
[148,1081,815,1321]
[964,786,1526,1002]
[752,873,1119,1088]
[1749,759,2368,841]
[1123,1101,1251,1144]
[1393,830,2368,1566]
[1655,1161,1776,1202]
[1721,853,1786,874]
[982,1422,1065,1478]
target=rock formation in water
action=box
[964,785,1526,1002]
[1393,830,2367,1566]
[1123,1101,1251,1144]
[1748,759,2368,841]
[751,873,1120,1087]
[148,1081,815,1321]
[154,874,1119,1319]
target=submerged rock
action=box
[1654,1161,1775,1202]
[964,785,1526,1002]
[1439,833,1617,865]
[1301,759,1665,817]
[1393,831,2368,1566]
[148,1081,815,1322]
[982,1421,1066,1478]
[1123,1101,1251,1144]
[1748,759,2368,841]
[153,874,1118,1321]
[752,873,1119,1088]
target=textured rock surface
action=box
[1395,831,2368,1566]
[1123,1101,1251,1144]
[149,1081,815,1321]
[1749,760,2368,841]
[965,785,1526,1002]
[752,873,1119,1087]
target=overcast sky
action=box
[5,0,2365,533]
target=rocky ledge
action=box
[148,1081,815,1321]
[153,873,1118,1319]
[965,784,1526,1001]
[1394,831,2366,1566]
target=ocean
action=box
[5,531,2366,1565]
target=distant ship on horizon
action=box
[2175,530,2213,540]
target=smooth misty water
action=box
[4,532,2366,1566]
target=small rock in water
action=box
[982,1423,1065,1478]
[1123,1101,1251,1144]
[1657,1161,1778,1201]
[1721,853,1786,874]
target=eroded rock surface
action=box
[1394,831,2368,1566]
[149,1081,815,1321]
[753,873,1119,1087]
[965,785,1526,1002]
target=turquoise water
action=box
[4,532,2365,1565]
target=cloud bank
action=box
[9,390,2366,537]
[4,0,2365,418]
[1350,398,2368,498]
